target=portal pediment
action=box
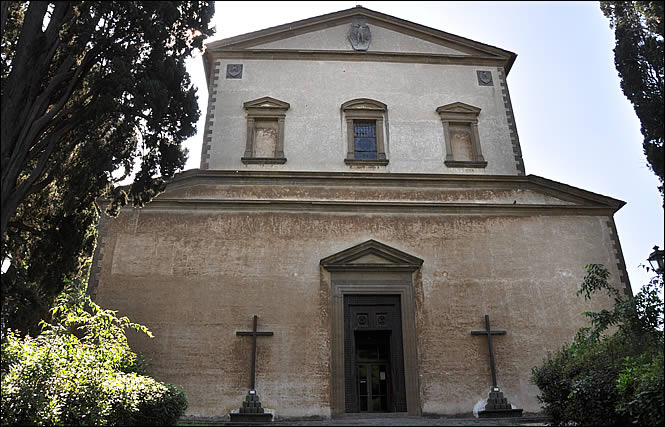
[321,240,423,272]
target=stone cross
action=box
[471,314,506,389]
[236,315,273,390]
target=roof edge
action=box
[203,5,517,80]
[157,169,626,213]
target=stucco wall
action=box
[93,199,621,418]
[250,23,471,55]
[207,59,517,175]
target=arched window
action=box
[342,99,389,166]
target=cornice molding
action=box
[124,198,621,217]
[202,6,517,82]
[163,169,624,209]
[243,96,291,111]
[320,239,424,272]
[108,170,625,216]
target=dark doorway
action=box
[356,331,391,412]
[344,295,407,413]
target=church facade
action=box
[89,7,630,419]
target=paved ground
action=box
[274,415,547,426]
[180,414,548,426]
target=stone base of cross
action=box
[478,386,523,418]
[229,389,273,423]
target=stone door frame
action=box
[320,240,423,416]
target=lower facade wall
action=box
[92,207,621,417]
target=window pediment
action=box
[342,98,387,112]
[436,102,481,119]
[244,97,291,112]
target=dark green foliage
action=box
[103,378,187,426]
[1,199,99,336]
[616,351,665,425]
[1,282,187,425]
[532,332,636,425]
[0,1,215,334]
[601,1,664,201]
[531,264,664,425]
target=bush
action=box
[616,351,665,426]
[531,264,664,426]
[532,332,634,425]
[1,283,187,425]
[103,373,187,426]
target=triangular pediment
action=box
[204,7,516,79]
[245,22,474,56]
[436,102,482,115]
[243,96,290,110]
[320,240,424,272]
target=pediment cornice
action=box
[341,98,387,111]
[436,102,482,115]
[243,96,290,111]
[320,239,424,272]
[203,6,516,81]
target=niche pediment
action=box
[321,239,423,272]
[243,97,291,111]
[436,102,481,115]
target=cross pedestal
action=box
[229,315,274,423]
[471,314,523,418]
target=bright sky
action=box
[182,1,664,295]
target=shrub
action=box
[1,282,187,425]
[103,373,187,426]
[616,351,665,426]
[532,332,633,425]
[531,264,664,426]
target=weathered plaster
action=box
[93,174,623,418]
[207,61,516,175]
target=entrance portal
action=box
[344,295,407,413]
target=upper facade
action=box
[200,6,525,175]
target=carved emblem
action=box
[357,314,368,327]
[226,64,243,79]
[477,70,493,86]
[348,17,371,51]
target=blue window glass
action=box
[354,121,377,160]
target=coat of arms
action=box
[348,17,371,51]
[226,64,243,79]
[477,70,493,86]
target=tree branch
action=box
[11,122,72,213]
[0,0,10,42]
[7,220,42,235]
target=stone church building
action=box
[90,6,630,420]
